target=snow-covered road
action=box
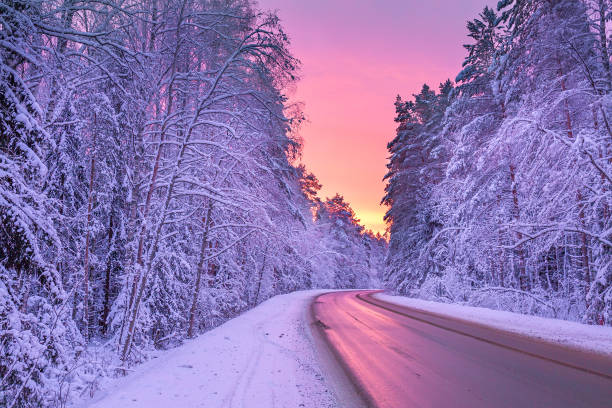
[79,290,338,408]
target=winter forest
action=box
[0,0,386,405]
[383,0,612,326]
[3,0,612,406]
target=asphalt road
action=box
[311,290,612,408]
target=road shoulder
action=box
[76,290,339,408]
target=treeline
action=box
[0,0,385,406]
[383,0,611,325]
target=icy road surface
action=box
[80,290,338,408]
[312,290,612,408]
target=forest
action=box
[383,0,611,326]
[0,0,385,405]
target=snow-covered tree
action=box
[0,1,386,405]
[383,0,611,325]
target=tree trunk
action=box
[121,106,196,362]
[598,0,611,91]
[577,190,591,300]
[121,25,249,362]
[207,241,219,280]
[83,115,97,341]
[187,202,213,338]
[254,248,268,305]
[102,216,113,334]
[558,60,591,301]
[509,164,528,290]
[121,2,174,346]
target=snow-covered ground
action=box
[76,290,337,408]
[374,292,612,356]
[74,289,612,408]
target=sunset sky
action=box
[257,0,495,234]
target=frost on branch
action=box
[383,0,612,326]
[0,1,386,406]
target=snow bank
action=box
[77,290,337,408]
[374,293,612,357]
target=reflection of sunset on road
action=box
[313,291,612,408]
[6,1,610,405]
[258,0,495,234]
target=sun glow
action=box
[258,0,496,235]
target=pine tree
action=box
[0,2,77,405]
[382,82,452,294]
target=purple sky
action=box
[257,0,495,234]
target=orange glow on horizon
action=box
[258,0,496,234]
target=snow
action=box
[76,290,337,408]
[374,292,612,357]
[14,112,33,131]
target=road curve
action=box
[311,290,612,408]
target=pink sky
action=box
[257,0,494,234]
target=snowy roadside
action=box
[374,293,612,356]
[75,290,338,408]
